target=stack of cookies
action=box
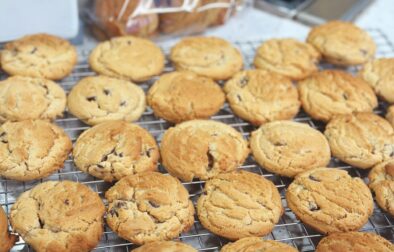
[1,20,394,252]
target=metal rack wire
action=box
[1,28,394,252]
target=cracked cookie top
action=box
[1,33,77,80]
[359,58,394,103]
[73,121,159,182]
[325,112,394,169]
[254,38,321,80]
[0,120,72,181]
[105,172,194,245]
[306,21,376,66]
[221,237,297,252]
[224,70,300,126]
[250,121,330,177]
[368,160,394,216]
[0,206,17,252]
[286,168,373,234]
[160,120,249,181]
[197,170,283,240]
[132,241,197,252]
[89,36,164,82]
[147,71,225,123]
[298,70,377,122]
[10,181,105,252]
[170,37,243,80]
[0,76,66,122]
[316,232,394,252]
[67,75,146,125]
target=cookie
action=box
[307,21,376,65]
[325,112,394,169]
[286,168,373,234]
[0,120,72,181]
[147,71,225,123]
[197,170,283,240]
[316,232,394,252]
[67,75,146,125]
[132,241,197,252]
[254,38,321,80]
[386,105,394,127]
[0,76,66,122]
[359,58,394,103]
[10,181,105,252]
[250,121,330,177]
[160,120,249,181]
[1,33,77,80]
[368,160,394,216]
[105,172,194,245]
[89,36,164,82]
[0,207,17,252]
[221,237,298,252]
[73,121,159,182]
[224,70,300,125]
[298,70,377,122]
[170,36,243,80]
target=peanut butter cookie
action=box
[221,237,298,252]
[133,241,197,252]
[369,160,394,216]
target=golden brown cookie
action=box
[0,76,66,122]
[10,181,105,252]
[221,237,298,252]
[73,121,159,182]
[105,172,194,245]
[197,170,283,240]
[254,38,321,80]
[307,21,376,65]
[89,36,164,82]
[160,120,249,181]
[224,70,300,125]
[298,70,377,122]
[67,75,146,125]
[250,121,330,177]
[316,232,394,252]
[0,207,17,252]
[286,168,373,234]
[170,37,243,80]
[369,160,394,216]
[147,71,225,123]
[132,241,197,252]
[1,33,77,80]
[386,105,394,127]
[0,120,72,181]
[359,58,394,103]
[325,112,394,169]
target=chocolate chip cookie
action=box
[160,120,249,181]
[1,33,77,80]
[147,71,225,123]
[224,70,300,125]
[325,112,394,169]
[170,37,243,80]
[73,121,159,182]
[254,38,321,80]
[132,241,197,252]
[250,121,331,177]
[0,207,17,252]
[0,120,72,181]
[197,170,283,240]
[221,237,298,252]
[67,75,146,125]
[105,172,194,244]
[10,181,105,252]
[307,21,376,65]
[369,160,394,216]
[298,70,377,122]
[0,76,66,122]
[89,36,165,82]
[286,168,373,234]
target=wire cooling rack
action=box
[1,28,394,252]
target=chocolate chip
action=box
[0,132,5,137]
[309,175,320,182]
[64,199,70,205]
[86,96,96,102]
[30,47,37,54]
[103,89,111,95]
[120,101,127,107]
[239,77,249,87]
[97,164,104,168]
[109,208,119,217]
[309,202,320,211]
[118,152,124,157]
[148,201,160,208]
[342,93,348,100]
[274,141,286,147]
[236,94,242,102]
[207,150,215,171]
